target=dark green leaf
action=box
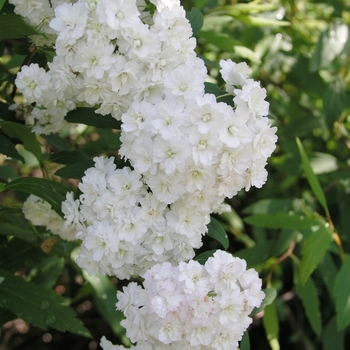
[321,316,345,350]
[206,217,229,249]
[300,225,333,284]
[186,8,204,36]
[41,134,71,151]
[0,308,17,326]
[239,331,250,350]
[0,133,25,162]
[0,165,19,181]
[0,223,38,245]
[4,177,73,216]
[235,241,275,268]
[251,288,277,315]
[0,0,6,11]
[0,121,42,162]
[65,108,121,129]
[296,138,328,212]
[30,257,65,288]
[294,262,322,335]
[204,82,227,97]
[0,14,41,40]
[333,255,350,330]
[50,151,89,165]
[244,213,320,230]
[195,250,217,265]
[55,160,95,179]
[243,198,295,215]
[0,268,91,337]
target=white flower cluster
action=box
[22,195,76,241]
[101,250,264,350]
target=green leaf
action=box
[239,331,250,350]
[263,303,280,350]
[321,316,345,350]
[0,0,6,11]
[235,241,275,268]
[0,133,25,162]
[235,15,290,27]
[0,268,91,337]
[4,177,73,216]
[195,250,217,265]
[41,134,71,151]
[0,121,42,162]
[294,262,322,335]
[186,8,203,36]
[296,138,328,212]
[83,273,130,346]
[0,308,17,327]
[214,4,278,16]
[233,45,261,64]
[55,160,95,179]
[198,31,237,52]
[251,288,277,315]
[65,108,121,129]
[30,257,65,289]
[0,223,38,245]
[300,225,333,284]
[333,255,350,330]
[0,165,19,181]
[50,150,89,165]
[204,82,226,97]
[243,198,295,215]
[0,14,41,40]
[244,213,320,230]
[309,22,349,72]
[206,217,229,249]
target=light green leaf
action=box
[321,316,345,350]
[214,4,278,16]
[83,273,130,346]
[0,121,42,162]
[309,22,349,72]
[333,255,350,330]
[263,303,280,350]
[300,225,333,284]
[0,268,91,337]
[54,160,96,179]
[206,217,229,249]
[0,14,41,40]
[0,223,38,245]
[244,213,320,230]
[235,15,290,27]
[197,31,238,52]
[4,177,73,216]
[239,331,250,350]
[296,138,328,212]
[251,288,276,315]
[294,262,322,335]
[65,108,121,129]
[186,8,203,36]
[0,134,25,162]
[233,46,261,64]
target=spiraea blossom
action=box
[100,251,265,350]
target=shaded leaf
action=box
[195,250,217,265]
[296,138,328,212]
[0,14,41,40]
[206,217,229,249]
[65,108,121,129]
[0,165,19,181]
[0,133,25,162]
[50,151,89,165]
[186,8,203,36]
[239,331,250,350]
[0,121,42,162]
[235,241,275,269]
[294,262,322,335]
[333,255,350,330]
[204,82,226,97]
[41,134,71,151]
[321,316,345,350]
[30,257,65,289]
[0,268,91,337]
[0,308,17,326]
[0,223,38,245]
[300,225,333,284]
[263,303,280,350]
[243,198,295,215]
[55,160,95,179]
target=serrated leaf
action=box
[4,177,73,216]
[251,288,277,315]
[263,303,280,350]
[0,121,42,162]
[300,225,333,284]
[0,223,38,245]
[0,268,91,337]
[41,134,71,151]
[244,213,320,230]
[55,160,95,179]
[239,331,250,350]
[195,250,217,265]
[65,108,121,129]
[296,138,328,212]
[186,8,203,36]
[0,134,25,162]
[333,255,350,330]
[206,217,229,249]
[83,273,130,346]
[321,316,345,350]
[294,262,322,335]
[0,14,41,40]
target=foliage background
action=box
[1,0,350,349]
